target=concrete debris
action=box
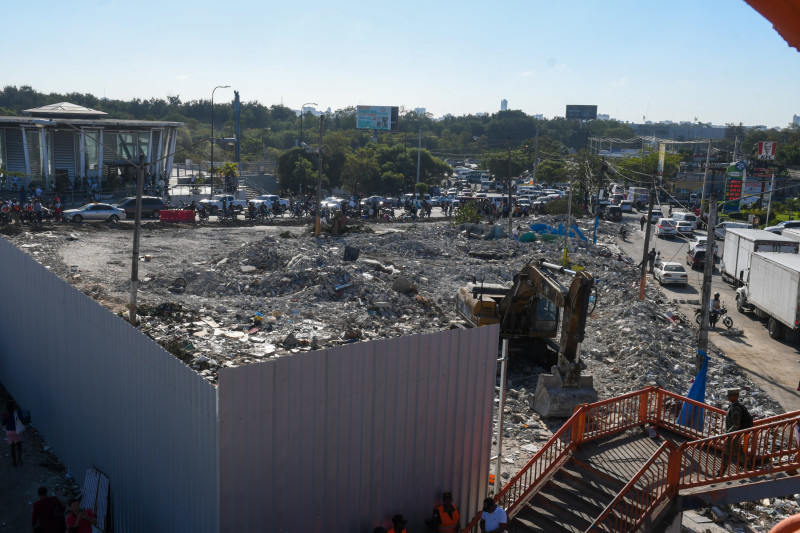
[8,214,793,531]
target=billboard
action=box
[565,105,598,120]
[758,141,777,160]
[356,105,399,131]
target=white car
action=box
[619,201,634,213]
[653,262,688,286]
[688,236,718,254]
[674,220,694,236]
[714,221,752,239]
[63,203,127,223]
[321,197,355,211]
[764,220,800,235]
[654,218,677,238]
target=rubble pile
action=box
[3,215,795,530]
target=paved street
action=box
[616,211,800,412]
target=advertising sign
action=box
[565,105,598,120]
[723,163,744,212]
[356,105,399,131]
[758,141,777,160]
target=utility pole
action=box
[766,170,776,227]
[699,139,711,211]
[697,194,718,372]
[315,115,324,237]
[639,186,656,301]
[129,154,146,325]
[532,123,539,184]
[507,137,513,235]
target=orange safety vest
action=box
[436,505,460,533]
[387,529,406,533]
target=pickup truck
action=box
[198,195,247,214]
[249,194,290,212]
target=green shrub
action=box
[451,201,481,224]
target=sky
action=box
[4,0,799,128]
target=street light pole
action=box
[210,85,230,198]
[300,102,318,146]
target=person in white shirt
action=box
[480,497,507,532]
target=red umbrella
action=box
[746,0,800,52]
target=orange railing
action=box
[460,407,582,532]
[460,387,800,533]
[678,415,800,488]
[585,441,679,533]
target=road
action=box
[616,212,800,413]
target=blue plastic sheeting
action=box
[678,351,709,431]
[527,222,588,242]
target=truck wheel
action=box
[736,296,745,314]
[768,317,784,340]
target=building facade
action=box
[0,102,182,192]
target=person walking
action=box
[717,388,752,476]
[647,248,656,274]
[31,486,66,533]
[480,498,507,533]
[640,214,646,231]
[1,400,24,466]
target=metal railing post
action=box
[639,388,650,425]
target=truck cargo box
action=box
[745,252,800,331]
[721,228,798,286]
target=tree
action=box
[341,148,379,196]
[415,182,429,196]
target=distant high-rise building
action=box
[597,114,610,121]
[794,114,800,125]
[532,114,544,120]
[414,107,426,115]
[500,99,508,111]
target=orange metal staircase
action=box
[462,386,800,533]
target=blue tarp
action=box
[678,351,709,431]
[527,222,588,242]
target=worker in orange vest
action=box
[387,514,407,533]
[426,492,460,532]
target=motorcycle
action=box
[695,305,733,329]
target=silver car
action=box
[63,203,127,223]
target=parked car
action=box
[114,196,166,219]
[63,203,127,223]
[649,209,664,224]
[619,201,634,214]
[688,235,719,255]
[687,249,719,270]
[605,205,622,222]
[250,194,290,212]
[359,196,386,209]
[671,211,698,230]
[655,218,677,238]
[764,220,800,235]
[654,262,688,286]
[714,221,752,240]
[674,220,694,236]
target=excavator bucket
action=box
[533,368,597,417]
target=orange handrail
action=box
[585,441,678,533]
[678,415,800,488]
[460,405,586,532]
[460,386,799,533]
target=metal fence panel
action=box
[0,237,219,532]
[218,325,498,532]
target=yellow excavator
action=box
[455,260,598,416]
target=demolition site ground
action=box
[0,215,796,531]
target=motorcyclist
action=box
[709,292,722,327]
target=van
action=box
[671,211,698,230]
[714,221,751,240]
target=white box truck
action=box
[720,228,798,286]
[736,252,800,339]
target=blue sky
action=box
[5,0,799,127]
